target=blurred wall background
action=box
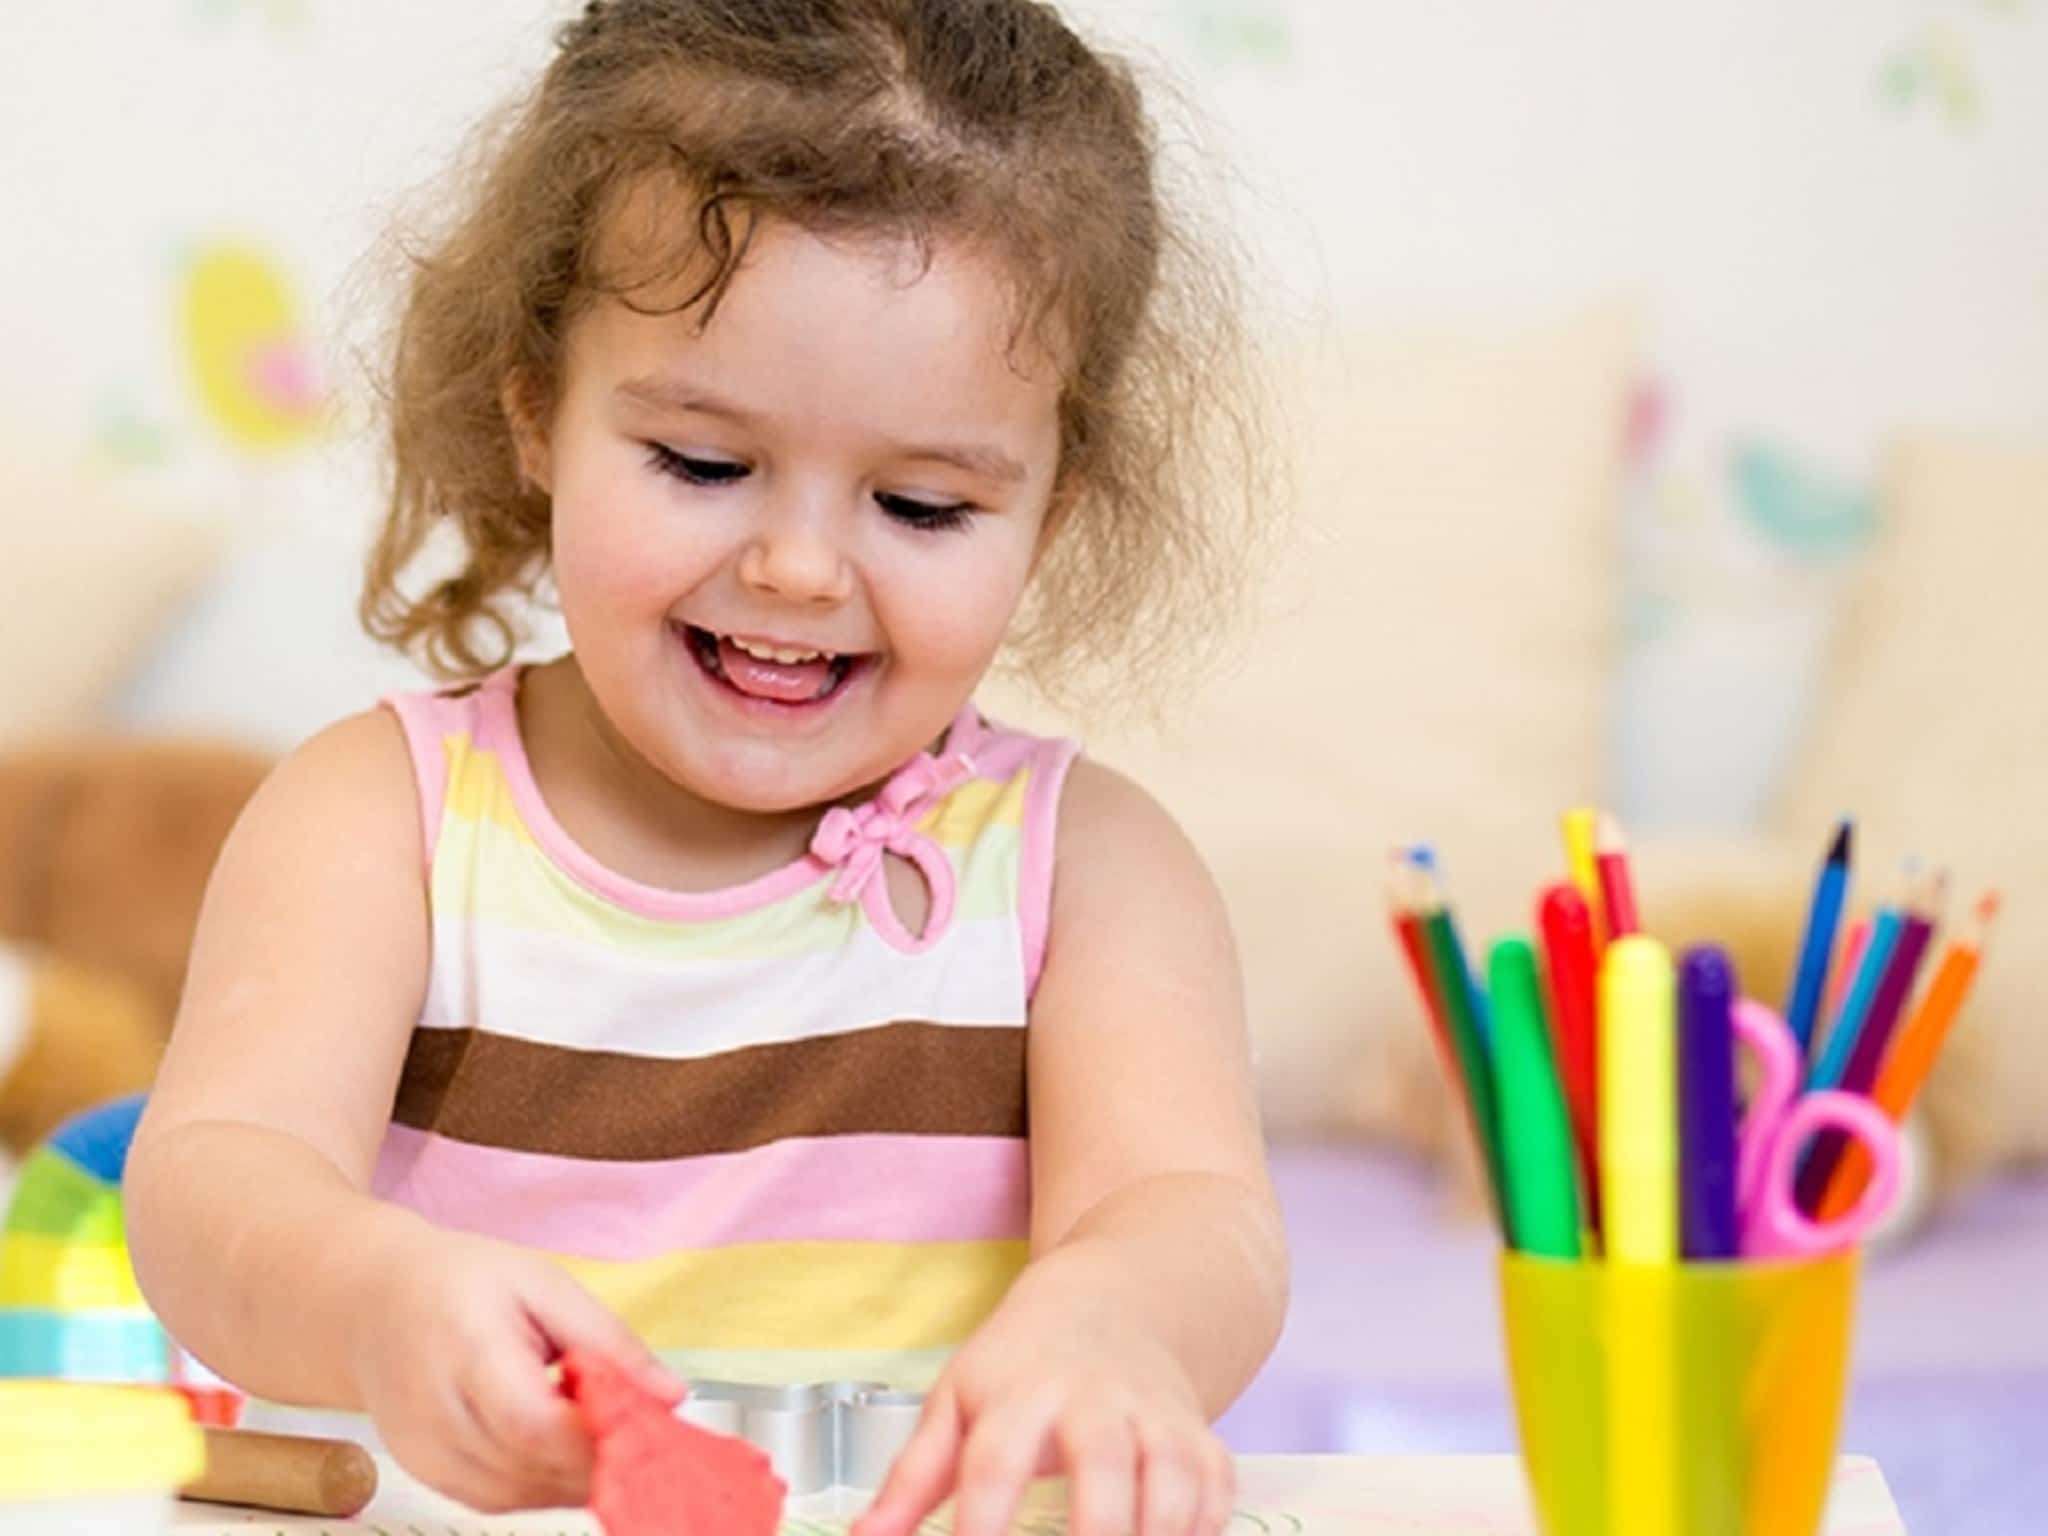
[2,0,2045,829]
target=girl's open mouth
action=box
[681,624,862,706]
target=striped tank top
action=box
[373,666,1077,1390]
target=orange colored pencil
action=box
[1817,891,1999,1220]
[1594,812,1641,939]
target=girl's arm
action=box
[1017,758,1288,1406]
[856,759,1288,1536]
[129,708,677,1511]
[125,709,435,1407]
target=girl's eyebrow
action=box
[616,375,762,423]
[615,374,1030,484]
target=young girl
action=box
[125,3,1285,1533]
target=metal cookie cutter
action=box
[679,1380,925,1496]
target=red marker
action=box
[1594,813,1641,938]
[1538,881,1601,1237]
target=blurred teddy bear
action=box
[0,737,271,1156]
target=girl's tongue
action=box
[716,637,837,703]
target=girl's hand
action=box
[347,1229,682,1512]
[851,1293,1235,1536]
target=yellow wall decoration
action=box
[177,241,327,456]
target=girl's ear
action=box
[501,371,553,492]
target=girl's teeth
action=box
[731,638,827,665]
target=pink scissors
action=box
[1733,999,1903,1259]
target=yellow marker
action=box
[1560,807,1607,947]
[1598,935,1680,1536]
[1599,935,1678,1261]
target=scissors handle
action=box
[1741,1089,1903,1259]
[1732,1000,1801,1220]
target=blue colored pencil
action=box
[1784,820,1852,1060]
[1808,900,1903,1092]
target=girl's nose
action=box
[737,503,855,607]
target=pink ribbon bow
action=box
[809,749,976,951]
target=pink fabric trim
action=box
[1015,733,1082,1000]
[372,1125,1030,1260]
[398,669,1075,975]
[466,670,1005,935]
[379,686,473,873]
[470,668,832,922]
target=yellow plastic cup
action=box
[0,1382,204,1535]
[1499,1251,1858,1536]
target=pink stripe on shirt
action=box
[372,1126,1030,1261]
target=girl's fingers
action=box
[1054,1402,1139,1536]
[525,1268,685,1404]
[462,1349,592,1492]
[851,1382,964,1536]
[947,1386,1067,1536]
[1191,1431,1238,1536]
[1134,1420,1212,1536]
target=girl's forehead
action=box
[582,181,1070,379]
[567,218,1066,456]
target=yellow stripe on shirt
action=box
[558,1238,1028,1353]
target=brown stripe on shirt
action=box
[389,1021,1028,1160]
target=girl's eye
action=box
[648,443,749,485]
[877,492,973,532]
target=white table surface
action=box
[171,1453,1905,1534]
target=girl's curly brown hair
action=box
[363,0,1269,709]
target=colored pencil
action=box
[1808,880,1906,1092]
[1561,807,1607,946]
[1678,945,1740,1259]
[1822,918,1870,1039]
[1817,891,1999,1220]
[1594,813,1642,939]
[1387,852,1460,1109]
[1794,867,1940,1209]
[1838,868,1946,1098]
[1783,819,1853,1061]
[1489,936,1582,1258]
[1414,864,1509,1234]
[1413,845,1489,1041]
[1537,882,1602,1239]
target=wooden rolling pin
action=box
[182,1427,380,1518]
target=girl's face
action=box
[524,218,1064,814]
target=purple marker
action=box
[1679,945,1740,1260]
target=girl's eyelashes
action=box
[646,443,974,531]
[876,491,974,533]
[647,443,748,485]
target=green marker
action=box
[1488,936,1583,1258]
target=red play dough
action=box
[561,1351,787,1536]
